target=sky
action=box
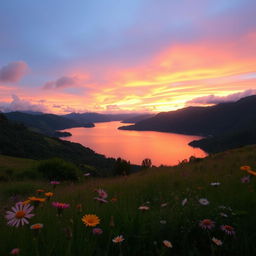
[0,0,256,114]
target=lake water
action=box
[62,121,207,166]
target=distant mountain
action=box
[5,112,94,136]
[121,114,156,123]
[119,95,256,136]
[0,113,116,175]
[63,112,147,123]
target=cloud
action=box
[0,94,48,112]
[0,61,29,83]
[187,89,256,105]
[43,76,77,89]
[106,105,121,111]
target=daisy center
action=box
[15,210,25,219]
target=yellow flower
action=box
[30,223,44,230]
[36,189,45,194]
[240,165,251,171]
[28,197,46,203]
[247,170,256,176]
[81,214,100,227]
[45,192,54,197]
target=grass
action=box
[1,145,256,255]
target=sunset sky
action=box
[0,0,256,114]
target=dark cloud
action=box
[0,61,29,83]
[43,76,77,89]
[187,89,256,105]
[0,94,48,112]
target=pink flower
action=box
[93,227,103,235]
[50,181,60,185]
[220,225,235,235]
[199,219,215,230]
[52,202,70,208]
[10,248,20,255]
[94,197,108,203]
[52,202,70,216]
[5,202,34,228]
[96,189,108,199]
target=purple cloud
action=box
[0,94,48,112]
[187,89,256,105]
[0,61,29,83]
[43,76,77,89]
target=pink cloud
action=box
[187,89,256,105]
[0,94,49,112]
[43,76,77,89]
[0,61,29,83]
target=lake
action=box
[62,121,207,166]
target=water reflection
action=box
[62,121,207,166]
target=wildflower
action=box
[5,202,34,228]
[82,214,100,227]
[36,189,45,194]
[93,227,103,235]
[247,170,256,176]
[241,175,251,183]
[182,198,188,206]
[199,219,215,230]
[160,220,167,224]
[112,235,124,243]
[28,197,46,207]
[50,181,60,185]
[212,237,223,246]
[161,203,168,207]
[163,240,173,248]
[30,223,43,235]
[94,197,108,203]
[138,206,150,211]
[220,225,235,235]
[240,166,251,171]
[30,223,44,230]
[210,182,221,186]
[199,198,209,205]
[10,248,20,255]
[50,181,60,189]
[52,202,70,216]
[95,188,108,199]
[44,192,54,199]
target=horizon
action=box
[1,0,256,114]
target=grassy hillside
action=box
[1,145,256,255]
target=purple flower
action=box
[93,227,103,235]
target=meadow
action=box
[1,145,256,255]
